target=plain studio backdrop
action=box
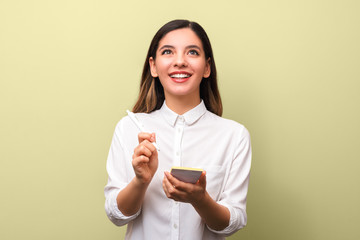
[0,0,359,239]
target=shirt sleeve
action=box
[207,126,252,236]
[104,119,141,226]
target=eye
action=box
[188,49,199,56]
[161,49,172,55]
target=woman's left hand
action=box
[162,171,207,205]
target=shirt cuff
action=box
[109,189,141,221]
[206,202,247,236]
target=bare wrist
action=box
[192,191,209,209]
[134,175,152,187]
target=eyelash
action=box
[160,49,200,56]
[161,49,172,55]
[188,50,199,55]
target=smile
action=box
[169,72,192,83]
[170,73,191,78]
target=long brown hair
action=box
[132,19,223,116]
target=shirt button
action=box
[173,223,178,229]
[176,152,179,156]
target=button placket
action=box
[173,116,184,166]
[171,116,185,239]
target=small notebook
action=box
[170,167,203,184]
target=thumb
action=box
[151,133,156,143]
[198,171,206,188]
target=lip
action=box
[169,71,192,83]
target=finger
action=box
[138,133,158,153]
[164,174,197,202]
[197,171,207,187]
[163,173,174,190]
[138,132,157,145]
[138,132,153,144]
[162,175,170,196]
[141,139,157,154]
[163,174,175,198]
[165,171,187,191]
[146,132,158,154]
[132,155,150,165]
[150,133,159,153]
[150,133,156,143]
[133,142,152,158]
[164,173,179,193]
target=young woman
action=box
[104,19,252,240]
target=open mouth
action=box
[170,73,191,79]
[169,72,192,83]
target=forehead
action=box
[158,28,203,49]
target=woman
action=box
[104,19,252,240]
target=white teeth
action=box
[170,73,190,78]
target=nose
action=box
[174,53,187,67]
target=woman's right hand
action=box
[132,132,158,184]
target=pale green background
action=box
[1,0,359,239]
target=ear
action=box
[149,57,158,77]
[203,58,211,78]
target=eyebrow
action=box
[158,44,201,51]
[187,45,201,50]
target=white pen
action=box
[126,110,160,151]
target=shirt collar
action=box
[160,100,207,127]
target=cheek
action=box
[189,59,207,71]
[155,59,172,73]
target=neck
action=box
[165,95,201,115]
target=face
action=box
[149,28,210,103]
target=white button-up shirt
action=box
[104,100,252,240]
